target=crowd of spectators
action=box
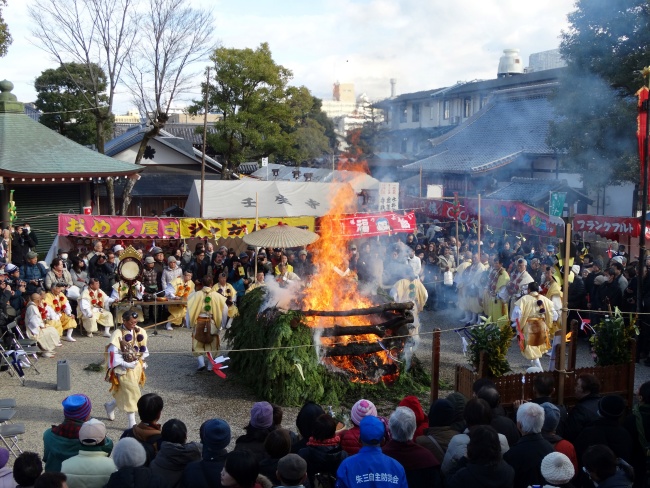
[4,375,647,488]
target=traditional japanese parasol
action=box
[243,224,319,249]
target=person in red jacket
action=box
[340,399,388,456]
[398,396,429,439]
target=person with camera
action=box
[20,251,46,295]
[10,224,37,267]
[5,263,27,318]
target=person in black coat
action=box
[574,395,633,467]
[258,428,292,485]
[503,402,554,488]
[106,437,164,488]
[182,418,231,488]
[564,374,601,442]
[477,386,520,448]
[10,225,36,267]
[234,402,275,463]
[292,401,325,453]
[297,414,347,487]
[445,425,514,488]
[595,268,623,312]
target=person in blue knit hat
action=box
[43,394,113,472]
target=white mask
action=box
[61,253,68,260]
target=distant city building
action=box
[321,82,383,148]
[527,49,567,73]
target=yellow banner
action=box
[180,217,315,239]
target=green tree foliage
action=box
[0,0,11,57]
[34,63,111,147]
[548,0,650,188]
[195,43,333,177]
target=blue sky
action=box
[2,0,576,113]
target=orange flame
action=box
[302,180,397,383]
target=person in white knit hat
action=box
[539,452,575,487]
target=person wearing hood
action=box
[292,401,325,453]
[235,402,276,463]
[149,419,201,488]
[182,418,231,488]
[161,256,183,293]
[416,399,460,462]
[539,403,578,475]
[105,438,164,488]
[398,396,428,438]
[582,445,634,488]
[445,425,514,488]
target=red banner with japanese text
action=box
[573,214,650,239]
[334,211,416,238]
[59,214,181,239]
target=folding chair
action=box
[4,321,40,373]
[0,399,16,409]
[0,343,28,386]
[0,422,25,458]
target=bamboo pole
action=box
[557,222,572,405]
[430,328,441,404]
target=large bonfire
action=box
[301,183,399,383]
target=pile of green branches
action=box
[226,288,431,406]
[468,319,513,377]
[590,308,637,366]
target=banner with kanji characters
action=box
[179,217,315,239]
[334,212,416,237]
[59,215,180,239]
[378,182,399,211]
[465,199,560,236]
[404,196,559,235]
[573,214,650,239]
[403,196,476,225]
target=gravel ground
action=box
[3,306,650,465]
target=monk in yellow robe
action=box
[483,257,510,322]
[43,282,77,341]
[511,282,557,370]
[165,270,195,330]
[186,275,228,372]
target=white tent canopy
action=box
[250,163,379,192]
[184,180,354,218]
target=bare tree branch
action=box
[121,0,217,214]
[29,0,139,214]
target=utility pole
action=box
[200,67,210,218]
